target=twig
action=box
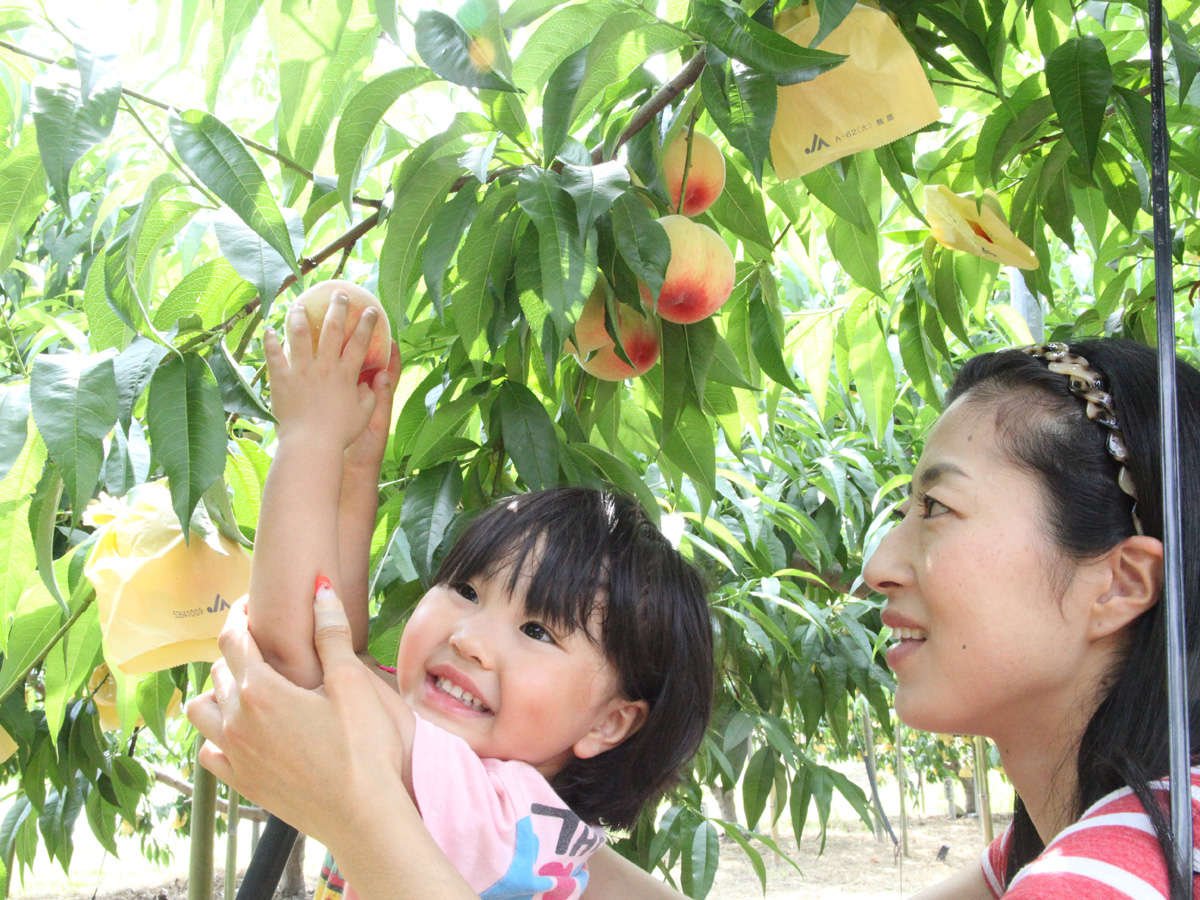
[591,53,708,164]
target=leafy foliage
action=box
[0,0,1197,894]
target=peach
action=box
[566,288,660,380]
[294,279,392,385]
[662,131,725,217]
[639,215,736,325]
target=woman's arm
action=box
[187,594,440,897]
[910,863,992,899]
[586,847,684,899]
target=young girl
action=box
[867,338,1200,899]
[246,291,714,898]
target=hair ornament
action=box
[1021,342,1144,535]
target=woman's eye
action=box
[452,582,479,603]
[920,494,950,518]
[520,622,556,644]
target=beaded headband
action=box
[1021,342,1143,535]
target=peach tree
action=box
[0,0,1197,895]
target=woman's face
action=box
[863,395,1103,742]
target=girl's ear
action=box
[1089,535,1163,641]
[573,699,649,760]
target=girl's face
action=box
[395,562,643,777]
[863,397,1105,742]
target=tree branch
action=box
[591,53,708,164]
[154,768,269,823]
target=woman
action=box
[189,337,1200,898]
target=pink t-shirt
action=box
[981,767,1200,897]
[317,714,603,899]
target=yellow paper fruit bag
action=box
[0,725,16,764]
[83,481,251,675]
[925,185,1039,270]
[770,4,940,179]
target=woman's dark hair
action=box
[947,338,1200,896]
[432,486,714,829]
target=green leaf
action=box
[566,10,686,130]
[512,0,621,90]
[609,194,670,302]
[400,463,463,582]
[803,162,874,233]
[0,129,47,275]
[709,163,773,255]
[203,0,264,110]
[212,209,303,316]
[680,819,719,899]
[1094,141,1142,231]
[827,216,882,295]
[333,67,439,208]
[169,109,299,273]
[0,384,30,482]
[898,288,940,405]
[0,597,62,700]
[135,670,176,744]
[688,0,845,85]
[748,281,798,391]
[28,465,65,613]
[845,299,895,443]
[424,183,481,314]
[1045,36,1112,172]
[406,391,482,473]
[661,402,716,496]
[415,10,517,91]
[31,76,120,201]
[700,61,776,184]
[30,353,119,517]
[1169,20,1199,106]
[541,46,588,165]
[741,745,774,829]
[208,342,272,420]
[811,0,856,47]
[453,184,519,349]
[145,354,227,532]
[378,152,465,318]
[153,258,257,333]
[268,0,378,203]
[557,160,629,242]
[497,381,559,490]
[82,249,131,352]
[112,337,170,432]
[517,167,596,328]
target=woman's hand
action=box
[187,593,472,898]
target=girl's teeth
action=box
[892,627,928,641]
[435,676,488,712]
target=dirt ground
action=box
[14,810,1007,899]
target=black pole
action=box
[235,815,298,900]
[1146,1,1192,895]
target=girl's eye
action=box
[520,622,556,644]
[452,582,479,603]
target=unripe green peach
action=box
[294,279,392,385]
[662,131,726,217]
[566,288,660,380]
[639,215,736,325]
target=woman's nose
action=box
[863,520,911,595]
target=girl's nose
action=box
[863,518,912,595]
[448,618,493,668]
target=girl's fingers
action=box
[317,290,350,363]
[285,303,312,364]
[340,305,377,376]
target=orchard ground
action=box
[10,768,1013,898]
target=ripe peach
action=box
[566,288,660,380]
[662,131,726,217]
[639,215,736,325]
[294,279,392,385]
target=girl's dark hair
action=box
[433,486,714,829]
[947,338,1200,896]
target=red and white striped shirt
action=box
[982,768,1200,898]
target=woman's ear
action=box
[1089,535,1163,640]
[573,699,649,760]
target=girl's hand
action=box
[344,341,401,476]
[264,292,379,451]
